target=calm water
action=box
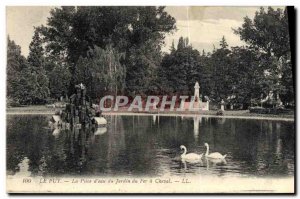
[7,115,294,178]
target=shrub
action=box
[216,110,224,116]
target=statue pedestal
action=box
[193,101,200,109]
[182,101,209,111]
[201,101,209,111]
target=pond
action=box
[6,114,294,178]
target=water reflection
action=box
[14,157,31,177]
[52,128,61,138]
[193,116,200,140]
[7,115,294,178]
[94,127,107,135]
[153,115,156,124]
[206,157,227,167]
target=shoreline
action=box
[103,112,295,122]
[6,106,295,122]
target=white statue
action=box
[220,99,225,111]
[194,81,200,101]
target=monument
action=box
[194,81,200,101]
[192,81,209,111]
[220,99,225,111]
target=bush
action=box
[216,110,224,116]
[249,106,294,114]
[209,102,219,111]
[6,97,20,107]
[249,106,267,114]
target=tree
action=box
[197,50,214,99]
[7,36,45,105]
[220,36,228,49]
[170,40,176,53]
[177,37,185,50]
[11,68,40,104]
[158,37,201,95]
[280,53,294,104]
[125,39,163,96]
[75,45,125,99]
[235,7,293,105]
[40,6,176,96]
[228,46,264,107]
[26,28,50,104]
[235,7,290,58]
[48,64,72,99]
[209,36,232,102]
[7,36,27,101]
[28,29,45,69]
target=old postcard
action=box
[6,6,295,194]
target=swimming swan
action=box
[204,143,227,159]
[180,145,203,161]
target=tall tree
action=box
[75,45,125,99]
[26,28,50,104]
[235,7,293,105]
[229,46,264,107]
[158,37,201,95]
[48,64,71,99]
[7,36,47,105]
[197,50,214,99]
[40,6,176,96]
[209,36,232,102]
[27,29,45,68]
[235,7,290,58]
[7,37,27,104]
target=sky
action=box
[6,6,283,57]
[163,6,260,53]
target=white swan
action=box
[180,145,203,162]
[204,143,227,159]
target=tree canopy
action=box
[7,6,294,108]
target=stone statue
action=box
[194,81,200,102]
[220,99,225,111]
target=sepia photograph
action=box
[6,5,295,194]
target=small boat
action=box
[92,117,107,127]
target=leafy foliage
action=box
[26,29,50,104]
[234,7,293,105]
[6,6,294,108]
[158,37,201,95]
[48,64,71,99]
[40,6,176,95]
[7,37,27,98]
[75,45,125,98]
